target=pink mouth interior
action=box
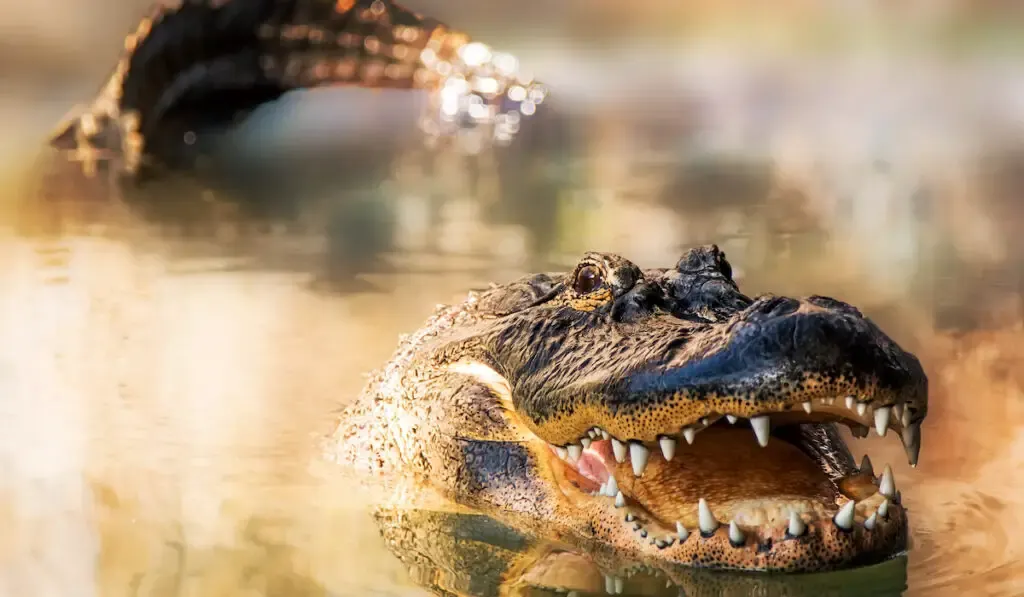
[564,440,615,489]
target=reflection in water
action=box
[4,53,1024,597]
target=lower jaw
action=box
[549,427,907,572]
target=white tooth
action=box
[901,407,912,428]
[879,464,896,497]
[893,403,904,423]
[629,442,650,477]
[728,521,745,545]
[801,401,813,414]
[825,397,836,406]
[856,402,868,417]
[845,395,856,410]
[698,498,719,534]
[601,429,610,440]
[555,446,568,460]
[878,499,890,519]
[567,444,583,462]
[599,482,608,496]
[614,577,624,594]
[864,513,877,530]
[750,415,771,447]
[606,475,619,497]
[726,415,738,424]
[581,437,592,449]
[615,491,626,508]
[682,428,697,444]
[833,500,855,530]
[612,439,627,463]
[604,575,615,594]
[659,436,677,461]
[588,429,598,439]
[676,521,689,541]
[787,511,806,537]
[874,406,891,437]
[902,422,921,467]
[860,454,874,477]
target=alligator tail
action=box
[48,0,472,175]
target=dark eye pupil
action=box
[575,265,603,294]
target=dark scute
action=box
[611,280,665,323]
[477,273,560,316]
[661,245,752,321]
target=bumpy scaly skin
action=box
[328,245,928,572]
[48,0,487,176]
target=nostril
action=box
[755,296,800,318]
[806,296,863,318]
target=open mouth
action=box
[541,393,921,571]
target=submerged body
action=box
[327,245,928,572]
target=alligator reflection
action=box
[374,506,908,597]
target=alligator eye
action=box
[574,265,604,294]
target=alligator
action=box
[327,245,927,573]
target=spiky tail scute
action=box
[48,0,471,175]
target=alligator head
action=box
[329,244,928,572]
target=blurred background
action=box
[1,1,1023,596]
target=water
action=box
[3,17,1024,597]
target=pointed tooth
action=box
[902,422,921,466]
[588,429,598,439]
[856,402,868,417]
[606,475,619,497]
[639,529,648,538]
[901,407,912,428]
[825,396,836,406]
[864,513,877,530]
[611,439,627,463]
[625,513,636,522]
[879,464,896,497]
[629,442,650,477]
[833,501,855,531]
[598,481,608,496]
[698,498,719,534]
[659,436,677,461]
[581,437,592,449]
[728,521,745,546]
[567,444,583,462]
[801,401,813,414]
[676,521,689,541]
[860,454,874,477]
[878,499,890,519]
[750,415,771,447]
[601,429,610,440]
[615,491,626,508]
[874,406,891,437]
[613,577,624,594]
[893,403,904,423]
[845,395,856,410]
[554,446,568,460]
[725,415,738,424]
[787,511,806,537]
[604,575,615,594]
[682,428,697,444]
